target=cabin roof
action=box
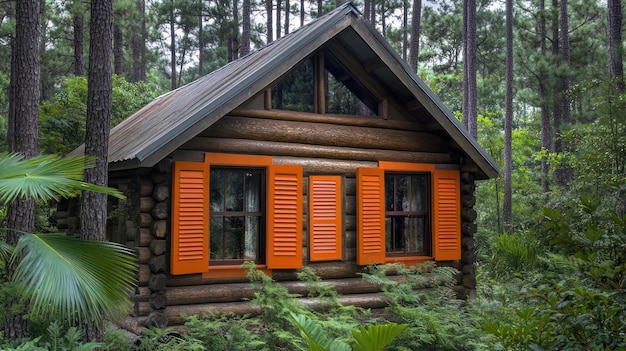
[75,2,499,179]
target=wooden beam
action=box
[230,108,426,132]
[316,52,326,114]
[405,100,424,111]
[363,58,385,72]
[182,137,456,165]
[203,116,449,153]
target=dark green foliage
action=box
[38,75,161,155]
[480,196,626,350]
[0,321,101,351]
[362,263,484,351]
[184,314,266,350]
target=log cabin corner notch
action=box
[61,2,499,330]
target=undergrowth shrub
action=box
[480,197,626,351]
[361,262,487,351]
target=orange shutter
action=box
[266,164,303,269]
[171,161,210,275]
[356,168,386,265]
[309,176,342,261]
[432,170,461,261]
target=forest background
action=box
[0,0,625,350]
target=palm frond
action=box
[0,240,14,264]
[351,323,408,351]
[12,234,137,326]
[0,153,124,203]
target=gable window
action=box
[356,162,461,265]
[171,153,303,276]
[209,167,265,264]
[269,52,379,116]
[385,173,430,257]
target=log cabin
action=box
[58,2,499,332]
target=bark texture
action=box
[5,0,41,339]
[409,0,421,72]
[503,0,513,229]
[81,0,113,242]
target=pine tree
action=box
[242,0,251,55]
[80,0,113,272]
[71,1,85,76]
[409,0,421,72]
[463,0,477,139]
[5,0,41,338]
[503,0,513,229]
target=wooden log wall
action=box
[56,108,480,330]
[133,160,172,329]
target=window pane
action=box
[386,216,425,254]
[410,175,428,212]
[245,171,261,212]
[244,217,259,260]
[385,172,429,256]
[210,170,224,212]
[397,175,409,211]
[223,216,244,259]
[385,176,394,211]
[210,167,264,264]
[209,216,223,259]
[271,59,314,112]
[225,171,244,212]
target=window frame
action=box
[209,166,266,266]
[384,171,431,258]
[171,153,303,278]
[356,162,461,266]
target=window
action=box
[269,52,379,115]
[385,173,430,257]
[209,167,265,265]
[171,153,303,276]
[356,163,461,265]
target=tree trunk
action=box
[81,0,113,245]
[198,0,204,75]
[364,0,370,23]
[276,0,281,39]
[402,0,407,61]
[113,22,123,76]
[5,0,41,340]
[317,0,322,17]
[300,0,305,26]
[463,0,477,139]
[409,0,421,72]
[554,0,571,187]
[242,0,251,55]
[462,0,468,131]
[267,0,273,43]
[80,0,113,340]
[170,0,176,89]
[539,0,551,192]
[467,0,477,139]
[551,0,561,155]
[73,10,84,76]
[139,0,147,81]
[607,0,626,216]
[381,2,386,37]
[131,0,146,82]
[503,0,513,230]
[232,0,239,60]
[285,0,290,34]
[608,0,624,90]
